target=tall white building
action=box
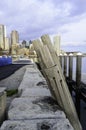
[0,24,5,49]
[0,24,9,51]
[11,30,19,45]
[10,30,19,55]
[4,37,9,50]
[53,35,61,56]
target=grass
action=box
[6,89,18,97]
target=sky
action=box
[0,0,86,46]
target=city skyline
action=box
[0,24,20,52]
[0,0,86,46]
[0,24,30,56]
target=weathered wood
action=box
[40,45,64,108]
[33,42,64,107]
[32,40,56,98]
[33,39,64,105]
[75,53,82,119]
[76,54,82,87]
[59,54,63,68]
[41,34,65,80]
[41,34,82,130]
[32,39,47,79]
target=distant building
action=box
[10,30,19,55]
[0,24,9,51]
[0,24,6,49]
[22,40,26,48]
[53,35,60,56]
[4,37,10,50]
[11,30,19,45]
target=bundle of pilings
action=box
[32,34,82,130]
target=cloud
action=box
[60,14,86,45]
[69,0,86,16]
[0,0,86,45]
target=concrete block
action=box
[21,87,51,97]
[8,97,66,120]
[0,119,74,130]
[9,96,58,111]
[25,66,41,73]
[18,68,47,93]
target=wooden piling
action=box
[76,53,82,87]
[32,39,56,99]
[69,53,73,80]
[33,34,82,130]
[75,53,82,119]
[63,53,67,77]
[41,34,82,130]
[59,54,63,68]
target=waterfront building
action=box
[0,24,9,51]
[53,35,60,56]
[10,30,19,55]
[11,30,19,45]
[4,37,10,50]
[0,24,6,49]
[22,40,26,48]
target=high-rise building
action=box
[11,30,19,45]
[0,24,10,51]
[0,24,6,49]
[4,37,9,50]
[53,35,61,56]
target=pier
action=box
[0,64,74,130]
[0,34,86,130]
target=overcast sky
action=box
[0,0,86,45]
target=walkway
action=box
[0,64,73,130]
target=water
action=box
[61,45,86,73]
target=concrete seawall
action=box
[0,64,74,130]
